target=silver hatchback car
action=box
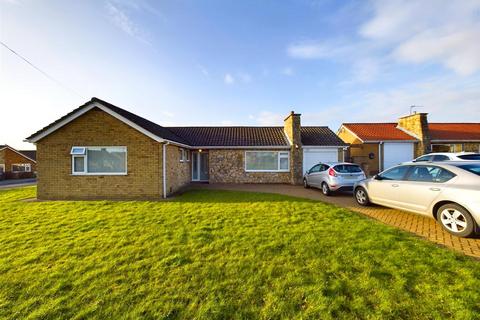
[354,162,480,237]
[304,162,366,195]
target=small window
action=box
[406,165,455,183]
[334,164,362,173]
[12,163,31,173]
[457,154,480,160]
[279,152,289,170]
[456,164,480,176]
[70,147,86,155]
[415,155,432,162]
[309,164,321,173]
[179,148,189,162]
[0,164,5,173]
[379,166,410,181]
[432,155,450,161]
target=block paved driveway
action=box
[191,183,480,259]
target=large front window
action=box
[245,151,289,172]
[71,146,127,175]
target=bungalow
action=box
[337,112,480,176]
[25,98,347,200]
[0,145,36,179]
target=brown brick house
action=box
[337,113,480,176]
[25,98,346,200]
[0,145,37,180]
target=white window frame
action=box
[179,148,187,162]
[244,151,290,172]
[0,163,5,173]
[11,163,31,173]
[185,149,190,162]
[71,146,127,176]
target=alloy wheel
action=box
[440,208,468,233]
[356,189,367,204]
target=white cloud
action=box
[238,72,252,83]
[224,73,235,85]
[288,1,480,77]
[250,111,285,126]
[361,0,480,75]
[221,120,235,126]
[105,1,150,45]
[198,65,209,77]
[281,67,294,76]
[287,41,332,59]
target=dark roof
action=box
[27,98,346,147]
[429,123,480,141]
[342,123,417,141]
[0,145,6,149]
[19,150,36,161]
[167,127,289,146]
[26,97,189,145]
[301,127,347,146]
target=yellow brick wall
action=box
[0,148,37,178]
[36,108,162,200]
[165,144,191,195]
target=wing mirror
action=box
[374,174,383,180]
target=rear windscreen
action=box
[456,164,480,176]
[457,154,480,160]
[334,165,362,173]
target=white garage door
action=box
[303,148,339,172]
[383,142,414,170]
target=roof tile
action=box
[343,123,417,141]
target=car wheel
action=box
[303,179,309,188]
[437,203,476,238]
[321,182,330,196]
[355,187,370,206]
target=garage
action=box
[383,142,414,170]
[303,148,340,172]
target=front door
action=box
[192,152,209,181]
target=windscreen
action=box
[334,164,362,173]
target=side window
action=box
[433,155,450,161]
[379,166,410,181]
[319,164,329,171]
[406,166,455,183]
[309,164,321,173]
[416,155,432,162]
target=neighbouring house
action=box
[0,145,37,179]
[337,112,480,176]
[25,98,347,200]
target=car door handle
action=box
[391,184,399,187]
[429,187,441,191]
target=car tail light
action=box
[328,168,337,177]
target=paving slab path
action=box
[190,183,480,259]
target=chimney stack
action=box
[398,112,430,156]
[284,111,303,185]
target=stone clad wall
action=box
[463,143,480,152]
[209,149,290,184]
[36,108,162,200]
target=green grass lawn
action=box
[1,187,480,319]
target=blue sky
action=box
[1,0,479,149]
